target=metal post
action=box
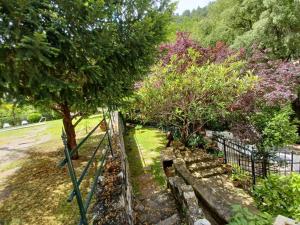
[260,149,267,178]
[223,139,227,164]
[106,129,114,157]
[291,151,294,172]
[251,152,256,185]
[62,132,88,225]
[238,150,241,166]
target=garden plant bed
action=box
[93,152,127,225]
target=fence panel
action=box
[58,113,114,225]
[213,133,300,186]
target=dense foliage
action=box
[170,0,300,59]
[228,205,273,225]
[253,173,300,220]
[134,33,299,148]
[0,0,172,155]
[137,34,256,144]
[230,48,300,147]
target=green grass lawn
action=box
[0,115,104,225]
[125,126,166,193]
[0,115,102,142]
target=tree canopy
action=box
[0,0,173,155]
[136,33,257,144]
[170,0,300,59]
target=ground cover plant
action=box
[228,205,273,225]
[253,173,300,221]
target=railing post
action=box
[107,129,114,157]
[61,131,88,225]
[251,152,256,185]
[291,151,294,172]
[223,138,227,164]
[262,151,268,177]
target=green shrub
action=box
[253,173,300,221]
[231,164,252,190]
[0,116,15,127]
[27,113,42,123]
[229,205,273,225]
[262,106,298,148]
[187,134,207,147]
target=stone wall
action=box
[111,112,134,225]
[93,112,134,225]
[168,176,211,225]
[162,145,258,225]
[162,148,211,225]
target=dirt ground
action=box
[0,125,51,196]
[0,117,103,225]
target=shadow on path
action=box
[0,134,103,225]
[124,126,182,225]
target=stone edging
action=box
[112,112,134,225]
[162,148,211,225]
[173,158,231,224]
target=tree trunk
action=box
[181,120,190,146]
[61,103,78,159]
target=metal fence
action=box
[212,133,300,185]
[58,112,115,225]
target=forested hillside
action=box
[169,0,300,59]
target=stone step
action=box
[155,214,180,225]
[192,166,226,179]
[184,153,215,164]
[188,160,223,172]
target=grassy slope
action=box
[0,115,103,225]
[125,126,166,193]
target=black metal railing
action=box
[213,133,300,185]
[58,112,115,225]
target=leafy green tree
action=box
[138,49,256,144]
[232,0,300,59]
[171,0,300,59]
[0,0,172,158]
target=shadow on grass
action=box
[0,134,104,225]
[124,126,167,194]
[124,128,144,194]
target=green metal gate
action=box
[58,112,114,225]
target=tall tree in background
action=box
[171,0,300,59]
[232,0,300,59]
[0,0,173,158]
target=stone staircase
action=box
[170,145,257,224]
[175,147,229,179]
